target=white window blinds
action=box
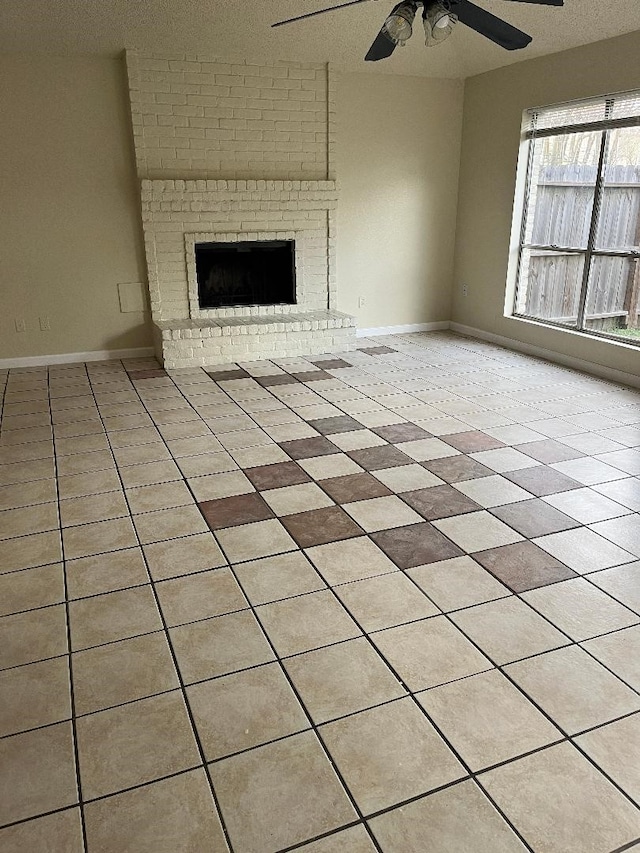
[525,90,640,137]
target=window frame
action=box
[512,92,640,348]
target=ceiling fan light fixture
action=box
[423,2,457,45]
[383,1,418,46]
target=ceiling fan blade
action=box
[272,0,372,28]
[365,27,398,61]
[499,0,563,5]
[454,0,532,50]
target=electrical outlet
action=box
[14,318,26,333]
[462,284,469,298]
[358,296,366,308]
[39,316,51,331]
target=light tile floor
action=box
[1,331,640,852]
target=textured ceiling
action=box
[1,0,639,78]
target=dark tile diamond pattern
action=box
[198,493,274,530]
[245,462,311,491]
[280,437,339,460]
[473,541,579,592]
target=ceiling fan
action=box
[272,0,564,60]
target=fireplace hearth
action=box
[196,240,296,309]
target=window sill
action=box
[506,313,640,353]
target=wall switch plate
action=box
[14,318,26,332]
[462,284,469,298]
[39,316,51,331]
[358,296,366,308]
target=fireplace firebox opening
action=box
[195,240,296,309]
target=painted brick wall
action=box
[126,51,334,181]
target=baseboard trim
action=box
[0,347,155,370]
[356,322,450,338]
[449,322,640,390]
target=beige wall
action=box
[452,31,640,378]
[0,54,150,360]
[337,72,464,330]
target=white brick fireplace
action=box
[126,50,355,368]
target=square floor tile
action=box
[533,528,635,573]
[298,453,364,480]
[334,572,439,631]
[371,464,443,493]
[342,496,424,533]
[0,562,65,616]
[0,529,61,572]
[83,769,228,853]
[505,645,640,734]
[515,438,585,464]
[256,589,361,656]
[581,624,640,691]
[347,445,414,471]
[442,431,507,453]
[321,698,464,814]
[593,477,640,511]
[280,436,339,460]
[62,518,137,559]
[156,567,248,626]
[234,551,325,605]
[188,469,254,502]
[400,485,481,520]
[0,657,71,737]
[551,457,628,486]
[590,515,640,558]
[479,741,640,853]
[505,465,583,497]
[231,443,291,469]
[544,488,631,524]
[72,631,179,715]
[451,597,568,665]
[469,448,540,473]
[281,506,364,548]
[397,438,460,463]
[0,604,68,669]
[126,480,193,514]
[76,691,200,799]
[245,461,311,490]
[587,562,640,613]
[369,779,528,853]
[198,492,274,531]
[143,533,225,582]
[329,430,387,452]
[372,423,433,443]
[284,637,405,724]
[59,491,128,527]
[473,541,577,592]
[372,616,491,690]
[0,502,59,539]
[170,610,275,683]
[210,730,356,853]
[262,482,335,516]
[0,809,83,853]
[188,662,308,760]
[295,825,377,851]
[490,498,578,538]
[69,585,162,651]
[453,475,531,508]
[177,451,238,478]
[306,536,398,584]
[319,472,392,504]
[523,577,638,641]
[575,714,640,805]
[418,669,560,771]
[0,722,77,826]
[433,511,523,553]
[422,455,493,483]
[407,555,510,612]
[371,522,463,569]
[215,518,298,562]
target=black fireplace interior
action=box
[195,240,296,309]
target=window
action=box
[513,91,640,346]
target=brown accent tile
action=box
[127,369,167,380]
[0,809,83,853]
[319,472,392,504]
[188,662,308,760]
[292,370,332,382]
[0,563,64,616]
[156,567,247,626]
[68,586,162,651]
[474,541,577,593]
[0,604,68,669]
[320,699,464,813]
[72,632,179,715]
[347,445,414,471]
[198,492,274,530]
[284,637,405,724]
[423,455,494,483]
[0,657,71,737]
[515,438,585,464]
[257,589,361,656]
[281,505,364,548]
[255,374,300,387]
[280,436,342,459]
[335,572,439,631]
[234,551,325,605]
[310,358,352,369]
[245,460,311,490]
[402,485,482,520]
[207,368,249,381]
[372,423,433,443]
[505,465,583,496]
[84,769,228,853]
[441,430,506,453]
[0,722,77,826]
[170,610,275,683]
[490,498,579,538]
[209,730,356,853]
[309,415,369,435]
[76,692,200,799]
[372,616,491,690]
[371,522,463,569]
[358,345,396,354]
